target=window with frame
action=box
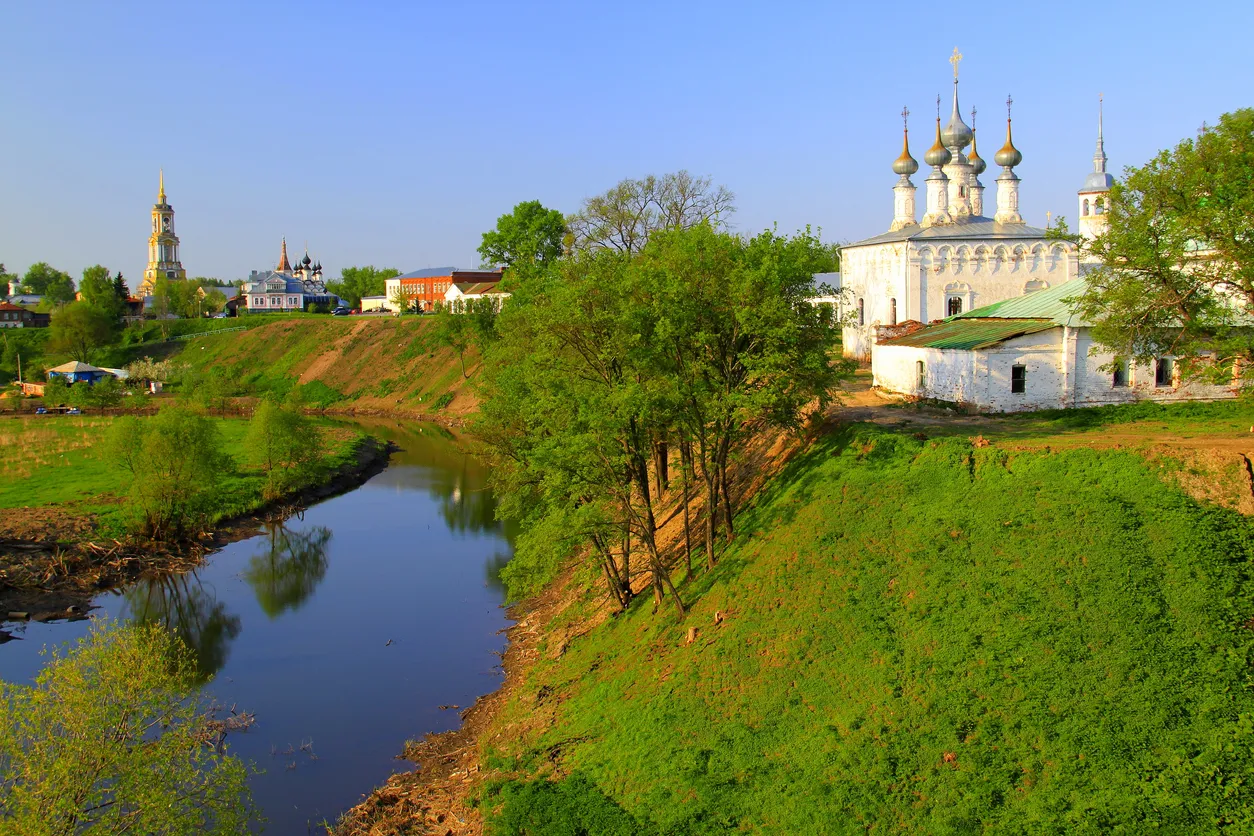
[915,360,925,390]
[889,297,897,326]
[947,297,963,317]
[857,298,864,326]
[1155,357,1175,388]
[1011,364,1026,394]
[1112,357,1129,388]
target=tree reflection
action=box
[241,524,333,618]
[123,573,242,683]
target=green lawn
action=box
[483,424,1254,834]
[0,414,364,539]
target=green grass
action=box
[483,425,1254,834]
[0,414,365,539]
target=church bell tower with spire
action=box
[1078,95,1113,242]
[141,170,187,296]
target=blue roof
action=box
[395,267,458,279]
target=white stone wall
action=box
[873,327,1239,413]
[842,238,1079,361]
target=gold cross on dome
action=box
[902,106,909,128]
[950,47,963,81]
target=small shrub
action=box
[434,392,454,410]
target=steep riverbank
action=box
[0,421,391,622]
[166,316,483,423]
[336,398,1254,835]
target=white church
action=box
[843,52,1240,412]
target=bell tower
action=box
[141,170,186,296]
[1078,95,1113,243]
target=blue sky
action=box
[2,0,1248,285]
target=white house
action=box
[443,280,509,312]
[872,278,1240,412]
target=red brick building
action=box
[385,268,502,312]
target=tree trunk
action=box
[717,432,735,542]
[680,440,693,578]
[653,439,669,496]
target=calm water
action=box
[0,419,514,833]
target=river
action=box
[0,419,514,833]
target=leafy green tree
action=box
[42,274,77,307]
[1078,108,1254,383]
[567,170,735,255]
[388,282,418,314]
[327,266,400,308]
[434,304,475,378]
[202,288,227,314]
[478,200,567,272]
[106,408,233,540]
[20,262,73,296]
[48,301,115,362]
[245,398,323,500]
[79,264,122,320]
[0,620,256,835]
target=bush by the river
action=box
[0,621,256,834]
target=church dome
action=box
[302,253,312,266]
[994,118,1022,168]
[1082,171,1114,191]
[924,118,952,167]
[893,129,919,177]
[941,89,973,151]
[967,130,987,175]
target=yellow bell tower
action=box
[140,170,187,296]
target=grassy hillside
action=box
[165,316,479,418]
[479,422,1254,834]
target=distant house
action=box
[384,268,503,313]
[46,361,112,386]
[444,280,509,312]
[6,294,44,309]
[0,301,49,328]
[360,295,388,312]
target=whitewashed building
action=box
[840,52,1094,361]
[872,278,1240,412]
[444,280,509,312]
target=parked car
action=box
[332,307,350,316]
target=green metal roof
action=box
[881,318,1057,350]
[951,277,1088,325]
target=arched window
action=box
[889,297,897,326]
[947,297,963,317]
[916,360,926,390]
[1094,197,1105,215]
[1082,198,1090,216]
[857,298,864,326]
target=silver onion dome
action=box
[941,86,973,150]
[924,117,952,167]
[893,127,919,177]
[994,117,1022,167]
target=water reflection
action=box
[122,573,242,682]
[242,524,333,618]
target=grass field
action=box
[479,418,1254,834]
[0,414,364,540]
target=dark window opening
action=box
[1082,198,1090,216]
[857,298,864,326]
[947,297,963,317]
[916,360,925,390]
[1011,364,1026,394]
[1112,358,1129,388]
[1155,357,1175,388]
[889,297,897,326]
